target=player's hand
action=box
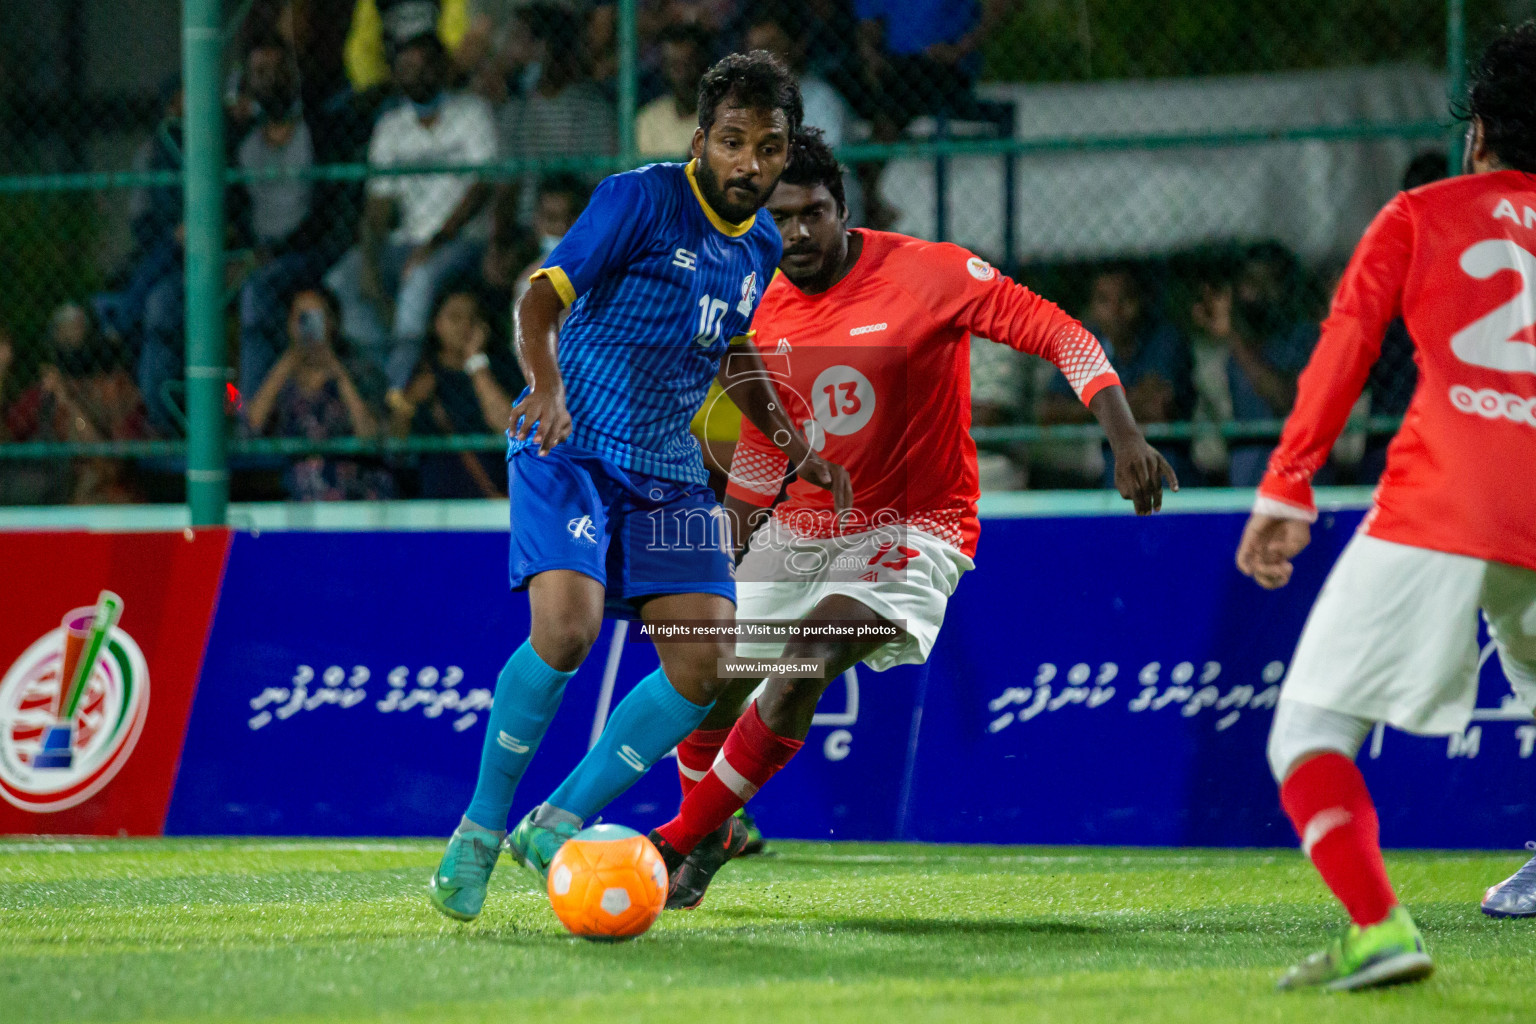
[1111,438,1177,514]
[509,385,571,455]
[1235,512,1311,590]
[798,452,853,516]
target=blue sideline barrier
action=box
[164,504,1535,847]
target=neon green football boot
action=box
[734,807,768,857]
[504,806,580,882]
[1278,906,1433,992]
[427,825,502,922]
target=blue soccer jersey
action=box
[511,160,783,484]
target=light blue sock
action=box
[464,640,575,830]
[546,667,712,822]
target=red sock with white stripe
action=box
[656,703,802,855]
[1279,751,1397,927]
[675,727,731,802]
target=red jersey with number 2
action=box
[1259,170,1536,570]
[725,229,1120,558]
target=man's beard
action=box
[695,158,770,224]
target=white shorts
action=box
[734,519,974,672]
[1281,533,1536,735]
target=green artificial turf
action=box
[0,839,1530,1023]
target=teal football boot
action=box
[505,806,580,882]
[427,825,503,922]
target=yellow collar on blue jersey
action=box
[685,159,756,238]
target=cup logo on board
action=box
[0,592,149,813]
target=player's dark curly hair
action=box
[1464,21,1536,173]
[779,127,847,216]
[696,50,802,140]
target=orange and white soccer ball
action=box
[546,824,668,941]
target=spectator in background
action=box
[582,1,622,86]
[430,0,602,103]
[232,0,295,54]
[1359,150,1448,482]
[801,0,860,81]
[1186,266,1236,482]
[638,0,738,41]
[327,33,496,397]
[855,0,1006,135]
[1040,265,1196,487]
[228,0,296,120]
[245,287,394,501]
[1189,242,1318,486]
[0,321,58,506]
[116,78,186,433]
[743,8,850,146]
[512,173,589,302]
[853,0,1007,226]
[457,0,533,102]
[238,1,385,239]
[455,0,515,93]
[725,1,859,84]
[742,7,863,222]
[231,0,355,115]
[231,36,352,407]
[636,23,711,158]
[345,0,473,94]
[3,305,147,505]
[390,286,521,497]
[124,77,186,271]
[495,4,616,224]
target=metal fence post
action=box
[1446,0,1466,173]
[182,0,227,525]
[617,0,638,164]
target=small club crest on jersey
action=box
[737,271,759,316]
[966,256,996,282]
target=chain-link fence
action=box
[0,0,1525,510]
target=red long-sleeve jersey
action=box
[726,229,1119,558]
[1258,170,1536,571]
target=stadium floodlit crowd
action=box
[0,0,1426,504]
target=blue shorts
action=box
[507,445,735,618]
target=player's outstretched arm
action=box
[510,276,572,455]
[1235,196,1411,589]
[1088,384,1178,515]
[721,345,853,514]
[907,243,1171,513]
